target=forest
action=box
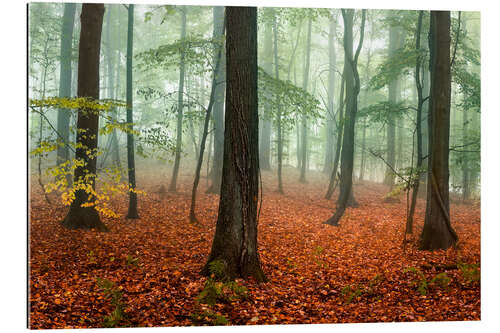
[27,1,481,329]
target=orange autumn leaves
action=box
[29,169,480,328]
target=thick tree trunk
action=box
[62,3,108,231]
[126,4,139,219]
[207,6,226,194]
[169,7,187,192]
[324,9,365,226]
[420,11,458,250]
[203,7,266,282]
[56,3,76,171]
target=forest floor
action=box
[29,166,480,329]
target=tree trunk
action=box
[207,6,226,193]
[62,3,108,231]
[407,11,424,234]
[299,16,312,183]
[169,7,187,192]
[189,10,225,223]
[273,10,284,194]
[420,11,458,250]
[259,8,273,171]
[56,3,76,171]
[324,13,337,174]
[325,70,345,200]
[107,5,121,169]
[203,7,266,282]
[125,4,139,219]
[384,23,400,188]
[324,9,365,226]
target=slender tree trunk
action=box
[325,72,345,199]
[359,35,374,181]
[299,16,312,183]
[203,7,266,282]
[56,3,76,172]
[189,11,225,223]
[273,10,284,194]
[325,9,365,225]
[419,30,430,198]
[324,13,337,174]
[259,8,273,171]
[207,6,226,193]
[125,4,139,219]
[420,11,458,250]
[62,3,107,231]
[169,7,187,192]
[108,5,121,169]
[384,23,400,187]
[407,11,424,234]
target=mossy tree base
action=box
[201,257,267,283]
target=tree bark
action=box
[324,9,365,226]
[420,11,458,250]
[207,6,226,193]
[203,7,266,282]
[126,4,139,219]
[299,16,312,183]
[62,3,108,231]
[383,22,401,188]
[189,10,226,223]
[56,3,76,171]
[324,13,337,174]
[407,11,424,234]
[273,10,284,194]
[325,67,345,200]
[106,5,121,169]
[169,6,187,192]
[259,7,273,171]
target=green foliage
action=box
[87,250,97,265]
[196,260,248,307]
[403,267,428,295]
[196,279,248,306]
[125,255,140,267]
[458,262,480,284]
[258,66,323,129]
[358,101,408,125]
[258,7,331,27]
[369,48,422,90]
[430,272,451,290]
[312,246,326,268]
[96,278,128,328]
[207,259,228,282]
[136,35,220,75]
[341,285,363,304]
[404,267,453,295]
[190,310,229,326]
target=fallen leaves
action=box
[29,167,480,328]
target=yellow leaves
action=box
[41,158,145,220]
[29,97,126,112]
[30,140,59,156]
